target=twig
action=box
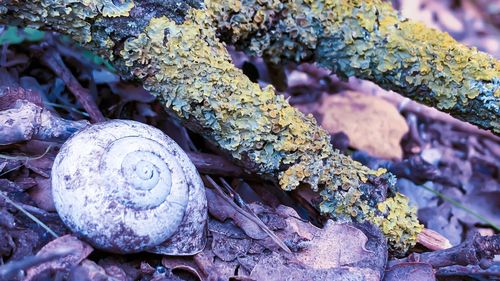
[389,233,500,268]
[0,100,89,145]
[40,47,105,123]
[371,89,500,142]
[436,264,500,278]
[205,176,291,253]
[0,247,74,280]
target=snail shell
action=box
[51,120,207,254]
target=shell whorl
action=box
[51,120,207,254]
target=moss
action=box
[207,0,500,133]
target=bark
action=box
[209,0,500,134]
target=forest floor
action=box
[0,0,498,280]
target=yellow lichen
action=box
[207,0,500,133]
[118,8,422,254]
[369,193,423,254]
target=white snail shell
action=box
[51,120,207,254]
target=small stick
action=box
[40,48,105,123]
[371,88,500,142]
[390,233,500,268]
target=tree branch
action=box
[390,233,500,268]
[208,0,500,134]
[0,99,89,145]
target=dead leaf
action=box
[70,259,110,281]
[384,262,436,281]
[29,176,56,212]
[0,86,43,110]
[206,189,267,240]
[296,221,372,269]
[211,232,252,262]
[318,91,408,160]
[455,191,500,228]
[162,249,213,281]
[250,252,380,281]
[274,205,318,241]
[269,206,387,280]
[24,235,93,281]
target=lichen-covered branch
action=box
[0,0,423,253]
[208,0,500,133]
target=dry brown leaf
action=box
[29,176,56,212]
[206,188,267,240]
[296,221,372,269]
[250,252,380,281]
[72,260,112,280]
[318,91,408,160]
[24,235,93,281]
[384,262,436,281]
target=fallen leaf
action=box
[211,232,251,262]
[384,262,436,281]
[162,249,218,281]
[24,235,93,281]
[456,191,500,228]
[70,259,110,281]
[206,189,267,240]
[29,176,56,212]
[318,91,408,160]
[296,221,372,269]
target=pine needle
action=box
[0,145,52,161]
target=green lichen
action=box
[119,9,421,254]
[207,0,500,133]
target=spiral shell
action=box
[51,120,207,254]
